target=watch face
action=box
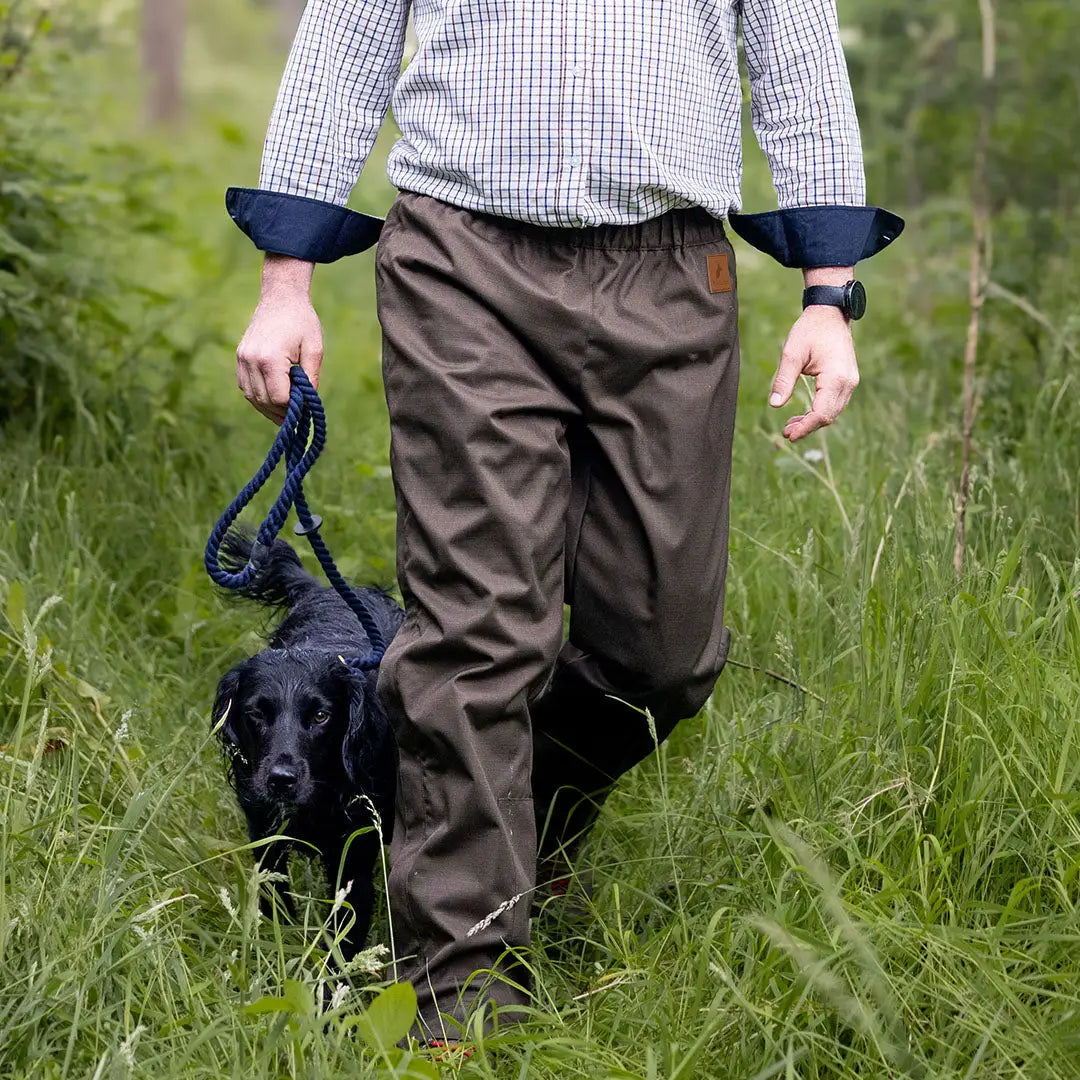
[846,280,867,320]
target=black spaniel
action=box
[211,531,402,959]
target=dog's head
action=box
[212,648,388,822]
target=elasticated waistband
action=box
[396,191,728,252]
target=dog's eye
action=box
[312,709,331,725]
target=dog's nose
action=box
[267,762,299,795]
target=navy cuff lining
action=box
[225,187,383,263]
[728,205,905,268]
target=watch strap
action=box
[802,284,848,311]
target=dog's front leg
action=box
[322,829,380,961]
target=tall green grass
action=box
[4,234,1080,1077]
[3,3,1080,1077]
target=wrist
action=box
[802,274,866,322]
[802,265,855,288]
[802,303,851,326]
[260,252,315,299]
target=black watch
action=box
[802,280,866,321]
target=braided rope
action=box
[204,367,386,670]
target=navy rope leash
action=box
[204,366,387,670]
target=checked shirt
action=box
[227,0,903,267]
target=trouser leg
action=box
[374,195,578,1035]
[531,230,740,865]
[375,192,739,1029]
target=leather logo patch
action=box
[707,253,732,294]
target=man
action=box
[227,0,901,1041]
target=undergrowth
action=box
[2,1,1079,1077]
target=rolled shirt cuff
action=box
[728,205,905,268]
[225,187,383,263]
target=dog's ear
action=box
[342,671,388,788]
[342,671,396,841]
[212,663,244,746]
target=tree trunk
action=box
[275,0,307,49]
[953,0,996,579]
[142,0,186,126]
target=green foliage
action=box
[848,0,1080,226]
[6,253,1080,1075]
[841,0,1080,442]
[0,1,1079,1077]
[0,2,196,438]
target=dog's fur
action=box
[211,531,403,958]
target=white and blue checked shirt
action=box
[228,0,902,266]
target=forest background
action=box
[1,1,1079,1077]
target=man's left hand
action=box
[768,267,860,442]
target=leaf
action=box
[0,225,43,265]
[397,1057,441,1079]
[69,676,110,709]
[242,979,314,1020]
[281,979,315,1017]
[353,982,418,1053]
[243,995,294,1017]
[5,580,25,628]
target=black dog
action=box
[211,531,402,959]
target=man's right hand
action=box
[236,253,322,425]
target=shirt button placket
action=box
[578,2,593,220]
[563,0,587,226]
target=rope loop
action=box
[205,367,386,670]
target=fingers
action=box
[236,355,271,418]
[236,355,254,401]
[769,338,807,409]
[773,309,859,441]
[782,371,859,441]
[235,299,323,424]
[261,361,292,425]
[298,332,324,391]
[236,334,298,426]
[238,348,289,425]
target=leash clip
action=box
[293,514,323,537]
[249,537,270,569]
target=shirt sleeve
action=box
[226,0,411,263]
[728,0,903,268]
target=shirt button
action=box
[571,64,585,76]
[569,155,580,168]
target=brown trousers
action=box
[374,193,738,1035]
